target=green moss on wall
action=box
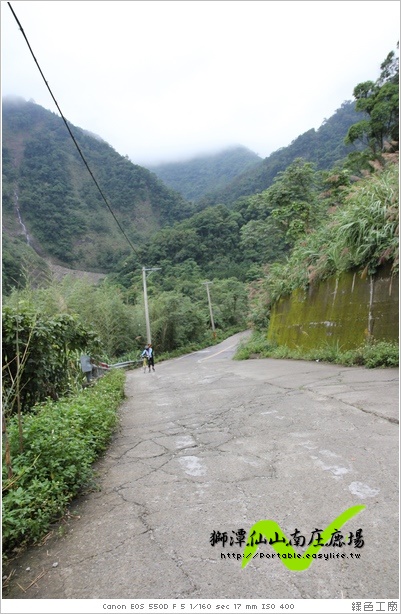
[267,265,398,351]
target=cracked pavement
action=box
[3,332,399,600]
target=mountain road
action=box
[3,332,399,601]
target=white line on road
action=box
[197,343,237,362]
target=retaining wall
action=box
[267,265,399,351]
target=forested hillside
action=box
[2,48,398,335]
[1,96,361,285]
[197,101,362,207]
[2,98,193,273]
[109,48,399,335]
[147,146,261,202]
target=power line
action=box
[7,1,141,258]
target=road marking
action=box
[198,344,237,362]
[174,349,210,361]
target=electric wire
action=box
[7,1,141,258]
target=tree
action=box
[239,218,288,264]
[345,48,399,155]
[205,278,248,329]
[265,158,321,245]
[2,307,100,414]
[149,291,205,351]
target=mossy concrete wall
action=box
[267,265,399,351]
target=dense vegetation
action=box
[3,274,248,377]
[246,161,399,322]
[234,332,399,369]
[147,145,261,202]
[2,306,100,415]
[113,157,325,286]
[196,101,363,208]
[2,95,363,285]
[3,370,125,555]
[2,98,192,272]
[345,50,399,159]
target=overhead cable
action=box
[7,1,141,258]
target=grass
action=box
[234,331,399,368]
[2,370,125,558]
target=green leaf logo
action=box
[242,505,365,571]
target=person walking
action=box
[80,354,96,383]
[147,344,155,372]
[141,345,149,373]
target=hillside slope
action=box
[197,101,362,207]
[2,97,362,282]
[147,145,261,201]
[2,98,193,272]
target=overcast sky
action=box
[1,1,400,166]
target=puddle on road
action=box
[178,455,206,476]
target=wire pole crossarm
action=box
[7,1,140,258]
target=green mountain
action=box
[197,101,362,208]
[146,146,262,202]
[2,97,193,273]
[2,96,363,289]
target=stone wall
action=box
[267,265,399,351]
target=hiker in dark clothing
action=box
[147,344,155,372]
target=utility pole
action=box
[142,267,161,344]
[202,281,216,339]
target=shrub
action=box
[2,370,125,555]
[233,332,276,360]
[258,164,399,311]
[2,306,100,414]
[361,341,399,368]
[234,332,399,368]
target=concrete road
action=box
[3,332,399,600]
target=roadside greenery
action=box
[3,272,249,365]
[234,332,399,368]
[2,370,125,557]
[345,49,399,164]
[249,161,399,313]
[2,305,101,416]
